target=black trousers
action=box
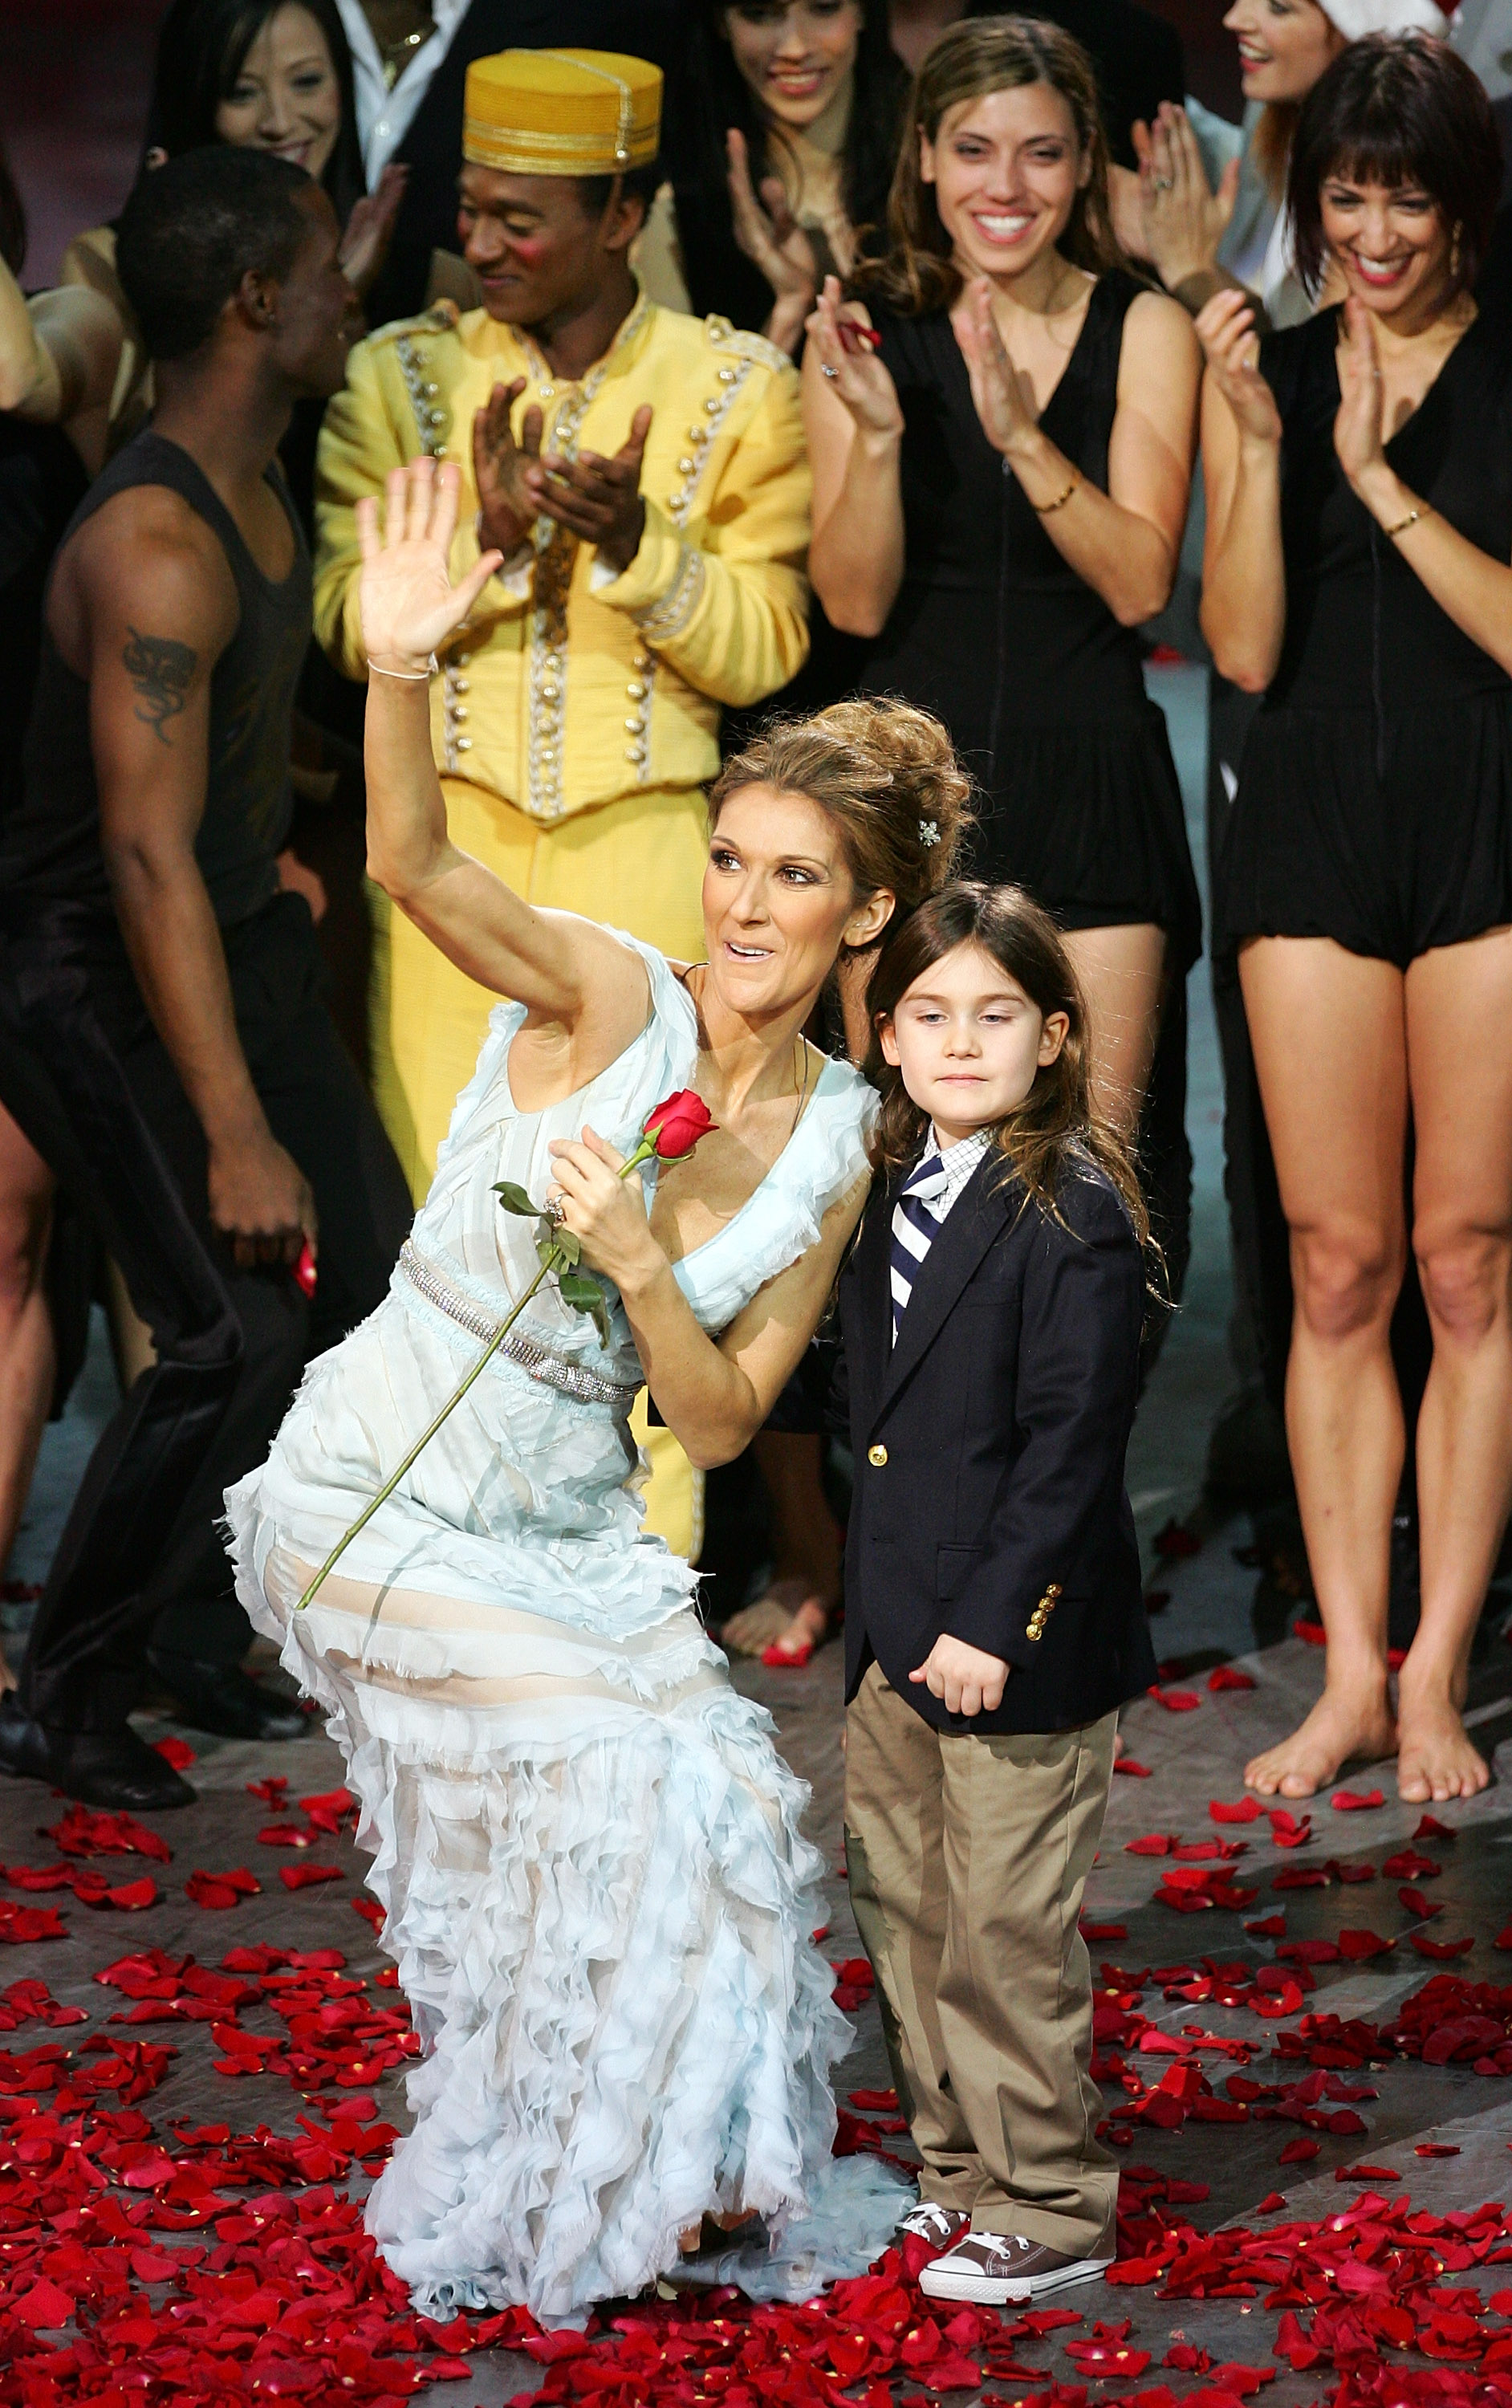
[0,892,412,1729]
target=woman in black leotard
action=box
[1199,33,1508,1808]
[803,12,1201,1133]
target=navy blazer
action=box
[835,1149,1156,1736]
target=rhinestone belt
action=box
[397,1241,640,1412]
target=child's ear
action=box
[878,1015,901,1067]
[1038,1010,1070,1066]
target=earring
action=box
[1451,220,1463,279]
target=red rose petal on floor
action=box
[1295,1619,1326,1645]
[95,1877,158,1910]
[1278,2138,1320,2163]
[1335,2163,1401,2182]
[11,2277,75,2329]
[1415,2142,1461,2156]
[1149,1686,1201,1711]
[1114,1758,1154,1777]
[1337,1928,1393,1958]
[1496,1924,1512,1950]
[1412,1815,1456,1840]
[152,1737,196,1768]
[186,1868,260,1909]
[1082,1922,1128,1942]
[1398,1885,1445,1918]
[352,1895,384,1930]
[849,2089,898,2110]
[1210,1799,1262,1822]
[1154,1519,1201,1557]
[258,1822,315,1847]
[1409,1932,1474,1959]
[1246,1914,1286,1937]
[1208,1668,1257,1692]
[1254,2192,1287,2212]
[1127,1834,1177,1855]
[278,1863,343,1891]
[1331,1788,1385,1811]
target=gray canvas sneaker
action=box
[919,2230,1113,2304]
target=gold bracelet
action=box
[1031,472,1080,515]
[1383,505,1430,541]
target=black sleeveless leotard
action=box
[0,429,310,929]
[858,270,1201,969]
[1219,303,1512,968]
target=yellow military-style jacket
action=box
[314,287,812,825]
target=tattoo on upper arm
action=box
[122,628,197,743]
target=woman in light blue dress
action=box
[226,457,969,2325]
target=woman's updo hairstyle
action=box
[708,697,973,953]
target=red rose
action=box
[642,1088,717,1159]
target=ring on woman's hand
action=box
[544,1195,567,1226]
[1152,176,1174,191]
[821,363,839,379]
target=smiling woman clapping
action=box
[1199,34,1512,1808]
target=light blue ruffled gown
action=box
[225,934,908,2325]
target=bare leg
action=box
[720,1430,843,1662]
[1059,922,1166,1136]
[1396,931,1512,1800]
[0,1105,56,1690]
[1240,938,1405,1796]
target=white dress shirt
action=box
[334,0,474,181]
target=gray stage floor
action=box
[4,665,1510,2400]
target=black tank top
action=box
[1,429,311,927]
[1262,302,1512,715]
[861,271,1153,755]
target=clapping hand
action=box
[1333,297,1388,489]
[356,457,502,673]
[472,376,546,559]
[952,276,1038,458]
[1133,104,1239,291]
[805,275,903,439]
[1196,287,1282,445]
[727,127,819,353]
[339,163,408,298]
[537,405,652,575]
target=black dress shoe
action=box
[0,1694,195,1809]
[145,1653,308,1743]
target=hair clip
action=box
[919,819,940,846]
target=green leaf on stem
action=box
[558,1266,612,1349]
[494,1181,537,1218]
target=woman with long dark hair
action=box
[1200,34,1508,1803]
[62,0,401,453]
[655,1,908,353]
[805,13,1201,1139]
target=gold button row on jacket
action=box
[1025,1582,1063,1641]
[867,1443,888,1468]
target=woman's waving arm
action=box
[360,457,656,1054]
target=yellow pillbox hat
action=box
[463,48,662,177]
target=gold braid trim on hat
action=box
[462,51,657,174]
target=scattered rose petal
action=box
[1278,2138,1320,2163]
[152,1736,196,1768]
[278,1863,343,1891]
[1415,2143,1461,2156]
[1208,1668,1257,1692]
[1114,1758,1153,1777]
[1148,1686,1201,1711]
[1331,1788,1385,1812]
[1210,1798,1262,1823]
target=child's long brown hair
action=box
[864,881,1149,1247]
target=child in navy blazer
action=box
[835,880,1158,2307]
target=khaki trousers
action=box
[844,1663,1118,2255]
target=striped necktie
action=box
[891,1149,953,1344]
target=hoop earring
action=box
[1451,220,1463,280]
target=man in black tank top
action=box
[0,150,412,1809]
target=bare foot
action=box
[1395,1688,1490,1803]
[721,1578,829,1662]
[1244,1685,1396,1799]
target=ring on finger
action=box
[1152,176,1174,191]
[544,1195,567,1227]
[821,363,839,379]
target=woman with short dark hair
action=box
[1198,31,1510,1806]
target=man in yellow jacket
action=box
[314,48,812,1555]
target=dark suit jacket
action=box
[363,0,692,327]
[835,1151,1156,1736]
[966,0,1185,169]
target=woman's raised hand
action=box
[1333,297,1388,489]
[804,275,903,438]
[1134,104,1239,291]
[1196,287,1282,446]
[952,278,1038,458]
[339,162,408,298]
[356,458,502,674]
[726,128,820,352]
